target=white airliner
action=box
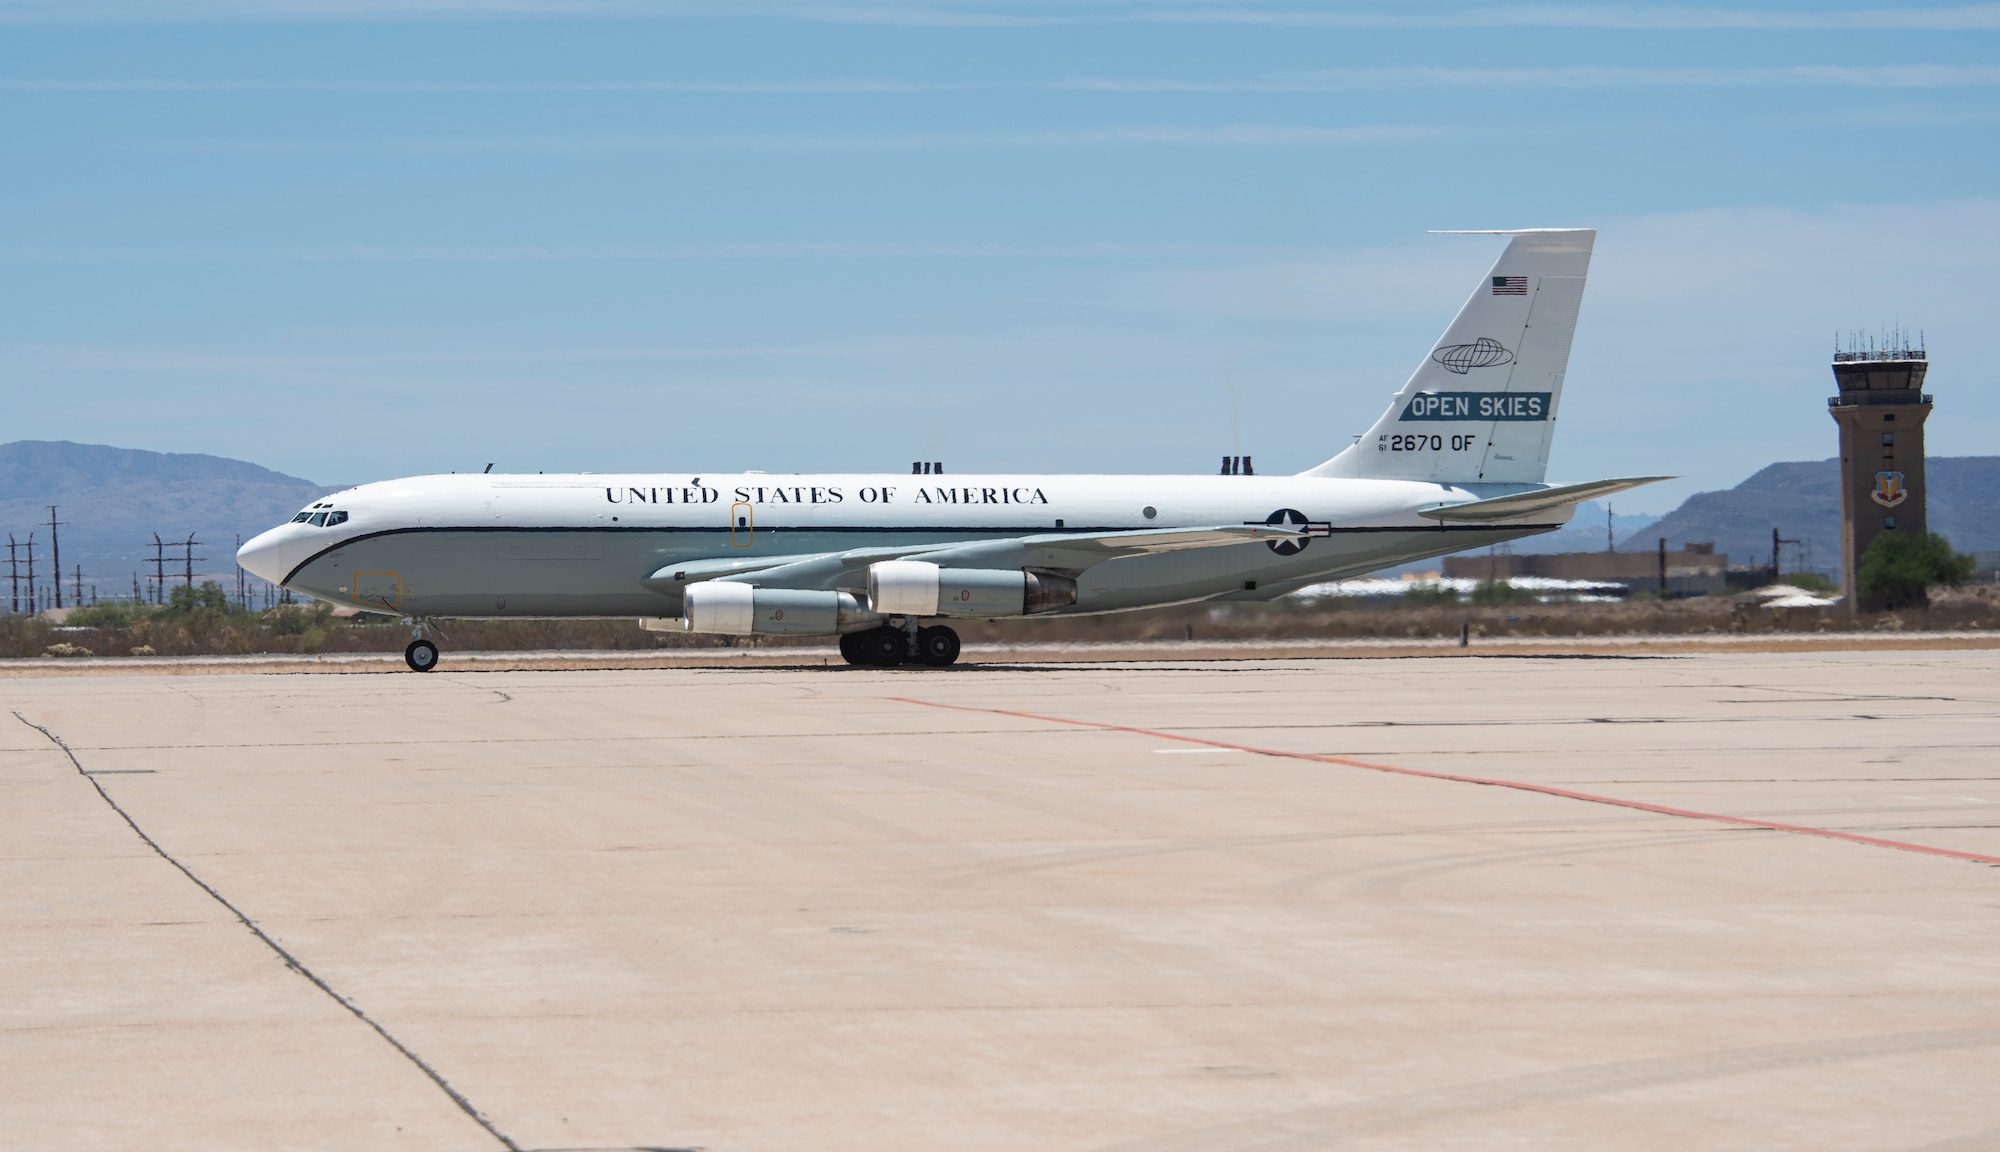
[238,228,1664,671]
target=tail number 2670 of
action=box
[1384,434,1480,452]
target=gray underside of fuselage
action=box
[284,523,1559,622]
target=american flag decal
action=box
[1491,275,1527,295]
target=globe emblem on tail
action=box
[1430,337,1514,375]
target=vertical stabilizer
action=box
[1306,228,1594,485]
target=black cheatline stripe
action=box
[12,712,519,1152]
[279,522,1559,584]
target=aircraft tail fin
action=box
[1305,228,1595,485]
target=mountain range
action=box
[0,441,335,599]
[1613,457,2000,572]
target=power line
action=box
[47,506,64,610]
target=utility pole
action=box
[1606,504,1615,553]
[24,532,36,615]
[1772,527,1802,582]
[47,506,64,609]
[1657,537,1667,596]
[151,533,167,604]
[7,534,17,615]
[182,533,201,590]
[73,565,82,608]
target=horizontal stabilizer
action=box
[1418,476,1672,523]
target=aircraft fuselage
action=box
[239,471,1569,620]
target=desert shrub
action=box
[1858,531,1974,608]
[67,603,147,628]
[43,642,93,658]
[1470,579,1523,607]
[129,645,157,656]
[1401,583,1461,607]
[163,581,232,615]
[266,602,331,636]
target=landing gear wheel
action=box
[917,625,961,667]
[404,639,440,672]
[857,626,906,667]
[838,631,867,666]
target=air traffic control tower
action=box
[1827,334,1931,613]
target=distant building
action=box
[1827,334,1931,612]
[1442,546,1728,596]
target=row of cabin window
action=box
[291,510,349,527]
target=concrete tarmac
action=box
[4,651,1999,1151]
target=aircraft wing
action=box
[917,524,1303,566]
[1417,476,1673,524]
[641,524,1303,594]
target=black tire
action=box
[859,626,906,667]
[917,625,960,667]
[404,639,440,672]
[838,631,866,666]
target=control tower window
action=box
[1882,432,1895,446]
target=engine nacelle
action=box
[682,583,883,636]
[867,561,1077,618]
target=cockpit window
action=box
[308,512,329,526]
[326,510,349,526]
[292,512,312,523]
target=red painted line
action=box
[888,696,2000,868]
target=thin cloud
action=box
[0,77,948,92]
[153,124,1438,155]
[5,1,2000,29]
[1083,4,2000,31]
[0,240,1273,263]
[11,65,2000,93]
[1073,64,2000,90]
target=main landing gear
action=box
[839,623,960,668]
[403,619,441,672]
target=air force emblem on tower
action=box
[1871,471,1908,508]
[1430,337,1514,375]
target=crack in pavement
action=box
[11,710,520,1152]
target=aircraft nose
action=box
[237,527,290,585]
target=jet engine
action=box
[867,561,1077,618]
[682,582,883,636]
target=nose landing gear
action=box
[404,639,440,672]
[402,618,441,672]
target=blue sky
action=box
[3,1,1998,511]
